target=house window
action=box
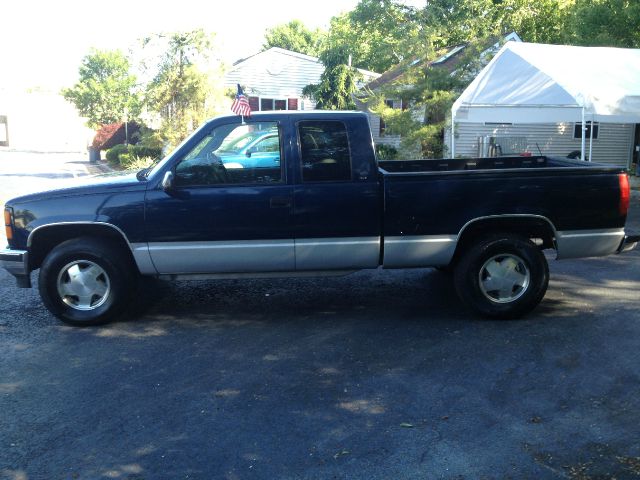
[257,98,299,111]
[261,98,273,111]
[248,97,260,112]
[574,122,599,139]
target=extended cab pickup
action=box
[2,111,638,325]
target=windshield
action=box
[137,156,164,180]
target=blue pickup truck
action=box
[2,111,638,326]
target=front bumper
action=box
[617,234,640,254]
[0,248,31,287]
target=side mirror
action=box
[246,147,257,158]
[162,171,174,191]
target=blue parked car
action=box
[216,128,280,169]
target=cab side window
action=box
[298,121,352,182]
[175,122,282,186]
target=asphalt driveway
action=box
[1,202,639,480]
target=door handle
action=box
[270,196,292,208]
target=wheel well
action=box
[28,224,138,272]
[451,217,556,266]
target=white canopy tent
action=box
[451,42,640,160]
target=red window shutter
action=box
[287,98,298,110]
[248,96,260,112]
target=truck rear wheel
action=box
[454,234,549,319]
[38,237,135,326]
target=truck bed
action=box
[379,155,628,266]
[378,156,622,174]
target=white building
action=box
[0,87,92,152]
[224,47,379,112]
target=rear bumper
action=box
[617,234,640,254]
[0,248,31,287]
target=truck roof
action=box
[209,110,369,122]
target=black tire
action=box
[38,237,136,326]
[453,234,549,319]
[434,265,453,274]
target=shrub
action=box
[130,145,162,159]
[106,144,128,165]
[92,122,142,150]
[121,155,155,171]
[118,153,132,166]
[376,143,398,160]
[106,144,162,168]
[137,126,164,151]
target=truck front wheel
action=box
[454,234,549,319]
[38,237,135,326]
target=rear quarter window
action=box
[298,121,352,182]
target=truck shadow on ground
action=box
[126,268,475,327]
[123,253,639,330]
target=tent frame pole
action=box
[451,107,456,158]
[581,107,586,161]
[588,118,594,162]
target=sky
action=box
[1,0,371,92]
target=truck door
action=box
[292,119,381,270]
[144,119,295,274]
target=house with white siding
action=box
[224,47,379,112]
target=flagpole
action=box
[231,84,251,121]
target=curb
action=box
[86,161,115,175]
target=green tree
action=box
[418,0,573,48]
[367,0,575,158]
[303,64,361,110]
[304,0,420,110]
[143,29,226,148]
[323,0,420,73]
[263,20,324,56]
[566,0,640,47]
[62,49,141,129]
[368,38,497,158]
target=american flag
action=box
[231,84,251,117]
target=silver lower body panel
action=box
[143,237,381,275]
[383,235,457,268]
[555,229,626,259]
[147,240,295,274]
[295,237,380,270]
